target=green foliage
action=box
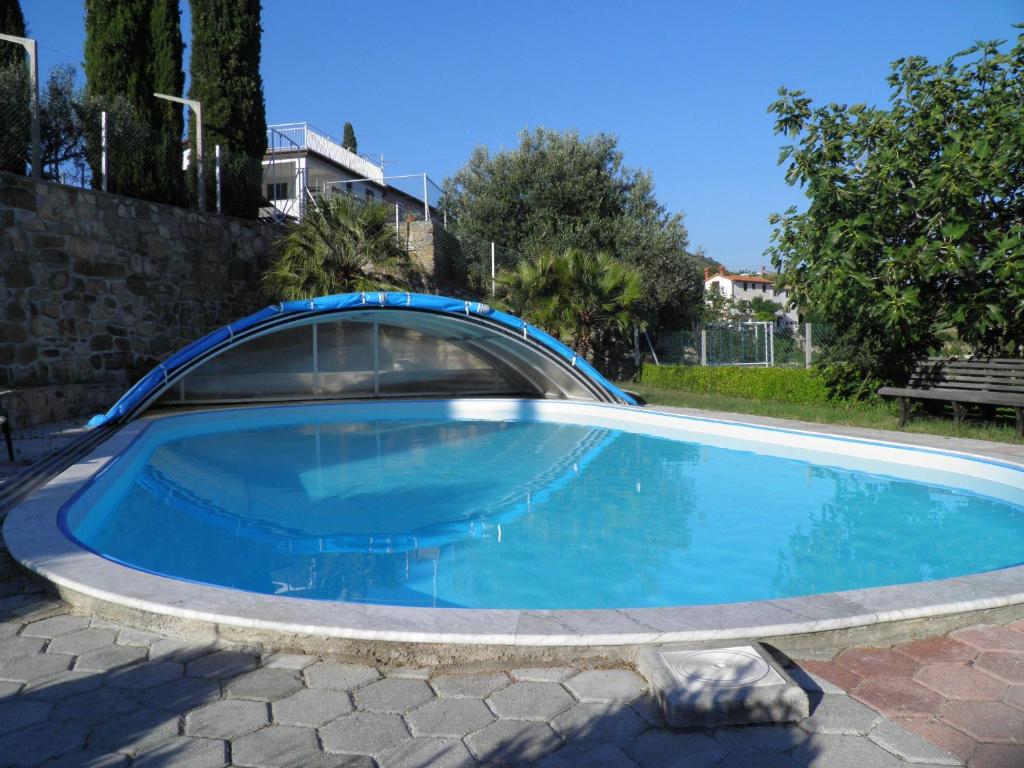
[84,0,185,204]
[189,0,266,218]
[0,0,26,70]
[638,364,831,405]
[262,194,417,300]
[442,127,704,331]
[342,121,357,152]
[768,28,1024,396]
[496,248,643,362]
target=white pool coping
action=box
[5,399,1024,649]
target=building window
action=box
[365,189,375,201]
[760,283,766,291]
[345,181,353,193]
[266,182,288,199]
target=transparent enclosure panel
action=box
[183,324,315,400]
[316,320,375,396]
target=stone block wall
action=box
[0,172,280,426]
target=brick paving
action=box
[800,624,1024,767]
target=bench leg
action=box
[1,417,12,462]
[952,401,965,426]
[898,397,910,428]
[1016,407,1023,439]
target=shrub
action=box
[638,365,832,405]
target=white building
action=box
[262,123,439,223]
[703,266,799,328]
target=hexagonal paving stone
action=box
[186,698,270,739]
[800,693,880,735]
[853,677,945,716]
[0,634,46,663]
[272,688,352,726]
[430,672,509,698]
[835,648,920,679]
[792,733,902,768]
[225,668,304,702]
[20,614,91,638]
[0,697,51,735]
[117,628,164,647]
[866,718,960,765]
[950,624,1024,652]
[564,670,646,703]
[406,697,494,738]
[47,628,118,655]
[510,666,576,683]
[896,636,977,664]
[74,644,147,673]
[550,701,646,744]
[353,677,434,714]
[44,750,131,767]
[887,714,976,764]
[186,649,259,679]
[89,708,181,757]
[142,676,222,712]
[304,661,380,691]
[0,650,73,682]
[21,669,104,701]
[969,743,1024,768]
[539,742,640,768]
[149,638,216,662]
[713,724,807,753]
[231,724,322,768]
[320,711,410,756]
[940,700,1024,743]
[1005,684,1024,711]
[53,686,144,723]
[975,651,1024,684]
[486,681,575,721]
[465,719,563,764]
[133,736,228,768]
[797,659,863,692]
[378,737,476,768]
[1,720,91,768]
[914,661,1007,700]
[624,730,726,768]
[261,652,317,671]
[105,660,184,690]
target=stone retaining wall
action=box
[0,172,280,426]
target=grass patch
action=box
[624,383,1024,445]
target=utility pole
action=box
[155,93,204,211]
[0,33,40,180]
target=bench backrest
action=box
[907,358,1024,395]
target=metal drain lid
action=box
[638,642,809,727]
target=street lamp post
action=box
[154,93,204,211]
[0,33,40,180]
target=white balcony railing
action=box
[267,123,384,184]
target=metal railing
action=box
[651,323,834,368]
[266,122,385,183]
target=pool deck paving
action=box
[1,413,1023,766]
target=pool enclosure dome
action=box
[89,292,636,427]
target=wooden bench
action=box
[0,389,14,462]
[878,358,1024,436]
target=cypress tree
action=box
[189,0,267,218]
[0,0,26,69]
[147,0,185,203]
[342,121,357,153]
[0,0,28,174]
[84,0,185,204]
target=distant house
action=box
[703,266,799,328]
[261,123,439,223]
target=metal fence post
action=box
[701,329,707,366]
[769,323,775,367]
[395,203,400,227]
[214,144,222,214]
[805,323,812,368]
[0,33,40,179]
[490,242,496,295]
[422,173,429,222]
[100,111,108,192]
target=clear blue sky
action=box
[20,0,1023,269]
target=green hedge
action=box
[638,364,831,404]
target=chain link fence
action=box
[0,60,266,218]
[650,323,839,368]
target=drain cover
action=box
[638,642,809,727]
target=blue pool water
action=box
[63,409,1024,609]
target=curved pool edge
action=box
[6,403,1024,662]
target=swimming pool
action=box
[58,399,1024,611]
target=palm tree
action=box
[496,248,644,361]
[262,194,417,300]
